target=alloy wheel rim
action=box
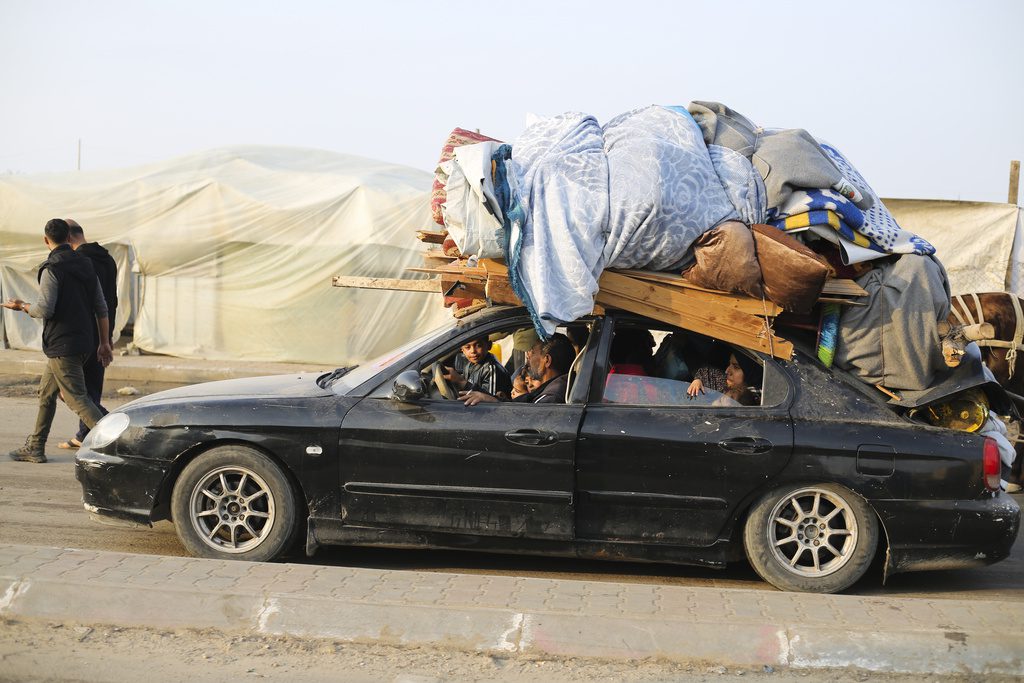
[188,466,275,553]
[765,487,858,578]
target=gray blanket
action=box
[687,101,872,213]
[834,254,951,391]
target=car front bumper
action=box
[75,447,172,527]
[874,494,1021,579]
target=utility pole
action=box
[77,138,82,171]
[1009,160,1020,205]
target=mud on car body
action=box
[77,306,1021,593]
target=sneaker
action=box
[9,444,46,463]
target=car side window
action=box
[415,321,593,405]
[600,323,764,408]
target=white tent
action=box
[2,146,1020,365]
[0,146,449,365]
[885,199,1024,297]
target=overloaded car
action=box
[76,306,1021,593]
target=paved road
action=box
[1,392,1021,601]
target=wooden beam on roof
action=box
[607,269,782,316]
[597,271,793,359]
[611,268,868,304]
[821,279,868,297]
[406,266,488,281]
[416,229,448,244]
[332,275,440,293]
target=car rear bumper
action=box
[75,448,170,527]
[873,494,1021,578]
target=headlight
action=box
[82,412,130,449]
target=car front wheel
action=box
[743,483,878,593]
[171,446,300,562]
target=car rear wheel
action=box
[171,446,299,562]
[744,483,878,593]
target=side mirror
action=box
[391,371,426,402]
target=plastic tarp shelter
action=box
[0,145,449,365]
[885,199,1024,297]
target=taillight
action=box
[983,437,1001,491]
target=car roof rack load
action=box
[331,243,868,360]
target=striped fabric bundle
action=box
[772,209,886,255]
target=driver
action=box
[442,334,512,400]
[461,334,575,406]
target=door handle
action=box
[718,437,773,454]
[505,429,558,447]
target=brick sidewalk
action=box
[1,544,1021,674]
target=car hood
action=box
[126,373,333,406]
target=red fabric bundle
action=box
[431,128,502,227]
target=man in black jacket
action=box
[64,219,118,448]
[2,219,112,463]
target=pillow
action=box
[752,224,831,313]
[681,221,763,297]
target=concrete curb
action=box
[0,349,327,385]
[1,544,1021,675]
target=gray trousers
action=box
[29,353,104,446]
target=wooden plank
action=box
[416,230,447,244]
[596,289,793,359]
[406,266,487,281]
[628,277,782,316]
[440,273,487,300]
[821,279,868,297]
[424,253,456,268]
[332,275,440,293]
[597,272,793,359]
[424,248,456,261]
[817,297,867,306]
[452,301,487,318]
[612,268,865,307]
[480,259,510,277]
[600,272,773,335]
[484,275,521,305]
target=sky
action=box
[1,0,1022,204]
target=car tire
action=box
[743,483,878,593]
[171,445,300,562]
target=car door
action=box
[338,317,585,541]
[574,315,795,547]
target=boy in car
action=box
[442,334,513,400]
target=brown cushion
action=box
[681,221,763,297]
[751,224,831,313]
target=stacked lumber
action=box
[331,231,869,360]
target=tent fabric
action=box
[0,245,131,352]
[884,199,1023,297]
[0,146,450,365]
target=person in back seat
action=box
[604,328,660,403]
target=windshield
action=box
[326,317,459,394]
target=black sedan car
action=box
[76,306,1020,593]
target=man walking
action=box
[62,218,118,449]
[2,219,113,463]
